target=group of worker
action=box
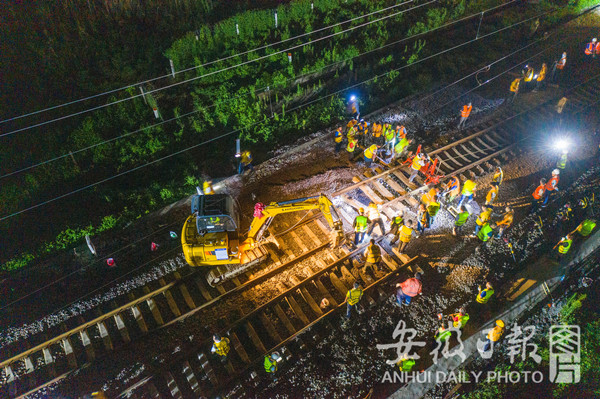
[509,56,559,101]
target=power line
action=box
[0,7,559,222]
[1,0,520,179]
[0,0,417,125]
[0,0,436,137]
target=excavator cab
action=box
[182,194,241,267]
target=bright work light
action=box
[554,139,569,152]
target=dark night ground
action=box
[3,10,600,399]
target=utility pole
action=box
[169,59,176,78]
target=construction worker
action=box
[353,208,369,245]
[347,118,358,130]
[398,220,415,254]
[345,281,364,318]
[483,320,505,352]
[552,52,567,83]
[238,150,254,175]
[556,149,568,170]
[495,206,514,238]
[457,179,477,209]
[264,352,281,373]
[203,179,215,195]
[575,219,596,237]
[334,126,344,154]
[555,234,573,256]
[394,272,422,306]
[442,176,461,203]
[473,205,492,236]
[408,153,426,184]
[393,136,411,161]
[476,222,496,243]
[449,307,470,329]
[364,238,384,272]
[366,202,386,236]
[416,204,429,237]
[492,167,504,185]
[363,144,379,167]
[211,334,231,360]
[457,102,473,130]
[434,325,451,343]
[347,96,360,119]
[346,133,358,162]
[396,354,416,372]
[585,38,598,58]
[396,125,407,140]
[383,123,395,152]
[476,282,495,304]
[522,64,534,82]
[529,178,546,214]
[453,206,470,236]
[485,182,499,209]
[371,122,383,146]
[388,212,405,245]
[421,187,439,207]
[542,169,560,206]
[426,196,441,227]
[509,78,521,102]
[533,62,547,91]
[357,119,369,147]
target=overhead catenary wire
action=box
[0,7,560,223]
[1,0,522,180]
[0,0,418,125]
[0,0,437,137]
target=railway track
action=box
[2,75,599,398]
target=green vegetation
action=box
[1,0,590,272]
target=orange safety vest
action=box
[537,64,547,81]
[585,42,595,55]
[371,123,382,138]
[486,187,498,204]
[532,184,545,200]
[461,105,472,118]
[556,55,566,70]
[545,175,559,191]
[510,78,521,92]
[497,211,514,227]
[396,126,406,139]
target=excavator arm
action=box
[244,194,345,247]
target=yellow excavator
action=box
[182,192,345,285]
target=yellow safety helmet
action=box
[359,208,364,213]
[496,320,505,328]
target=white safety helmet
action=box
[552,169,560,175]
[593,38,597,43]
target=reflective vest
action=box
[557,153,567,169]
[461,105,472,118]
[347,119,358,129]
[391,216,404,227]
[346,287,363,305]
[477,223,493,242]
[364,144,378,160]
[523,67,534,82]
[597,42,600,55]
[446,177,460,196]
[365,244,382,263]
[418,209,429,225]
[546,175,559,191]
[476,208,492,226]
[397,358,415,372]
[455,211,470,226]
[396,126,407,139]
[532,184,545,200]
[354,215,368,232]
[427,202,440,217]
[213,338,230,356]
[556,54,566,70]
[462,180,476,195]
[334,128,343,143]
[421,188,438,205]
[557,237,572,254]
[578,220,596,237]
[585,42,595,55]
[264,356,277,373]
[399,225,413,243]
[241,151,252,165]
[411,156,424,171]
[537,64,547,81]
[492,169,504,185]
[435,328,451,342]
[347,126,357,139]
[203,181,215,195]
[476,287,494,303]
[488,326,504,342]
[510,78,521,92]
[399,278,422,296]
[384,125,395,142]
[452,313,470,329]
[486,187,498,204]
[498,211,514,227]
[556,97,567,114]
[394,138,409,154]
[347,137,358,153]
[367,205,381,220]
[371,123,382,138]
